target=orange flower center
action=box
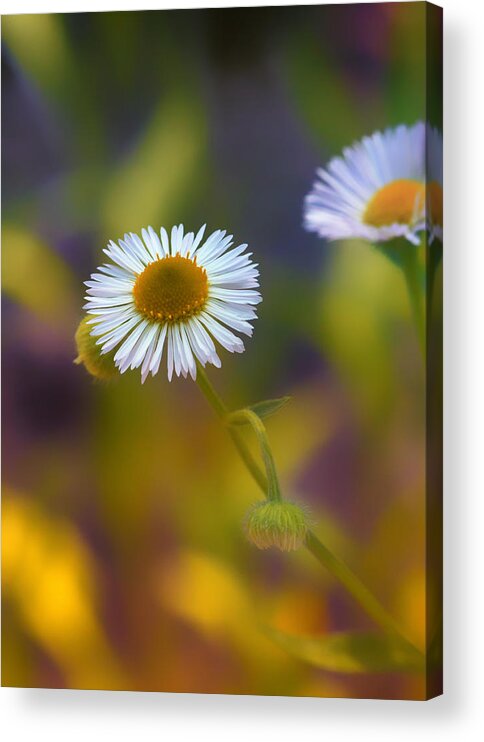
[133,255,209,323]
[363,179,425,228]
[363,179,443,229]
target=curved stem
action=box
[195,363,422,656]
[196,365,267,491]
[304,532,414,644]
[228,409,282,502]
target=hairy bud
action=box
[245,501,308,552]
[74,317,118,381]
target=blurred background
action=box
[2,3,434,698]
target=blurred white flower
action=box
[84,224,261,382]
[304,122,442,245]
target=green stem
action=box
[195,363,421,655]
[196,365,267,492]
[402,248,426,356]
[304,531,413,644]
[228,409,282,502]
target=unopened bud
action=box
[74,317,118,381]
[245,500,308,552]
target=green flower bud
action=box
[74,316,118,381]
[244,500,308,552]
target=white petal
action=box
[178,324,196,379]
[141,328,160,383]
[149,324,168,375]
[205,300,254,336]
[129,323,159,369]
[186,319,221,367]
[90,309,137,336]
[208,287,262,304]
[167,326,175,381]
[114,320,150,365]
[160,227,170,256]
[104,241,144,274]
[141,227,160,261]
[199,313,245,353]
[98,316,143,353]
[172,325,185,377]
[190,224,207,255]
[171,224,184,256]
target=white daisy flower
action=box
[84,224,261,382]
[304,122,442,246]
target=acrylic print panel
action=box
[1,2,442,700]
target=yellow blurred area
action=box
[156,549,293,671]
[2,494,126,689]
[396,569,427,650]
[158,550,250,637]
[267,586,328,636]
[1,225,76,325]
[2,14,71,93]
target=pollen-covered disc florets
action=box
[133,254,208,322]
[83,224,261,382]
[245,501,309,552]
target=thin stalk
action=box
[228,409,282,502]
[195,364,267,492]
[304,532,415,645]
[195,363,422,656]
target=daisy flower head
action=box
[84,225,261,382]
[304,122,442,246]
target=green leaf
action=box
[264,627,424,674]
[249,397,292,419]
[229,397,291,425]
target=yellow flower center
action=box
[363,179,443,229]
[363,179,425,227]
[133,255,209,322]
